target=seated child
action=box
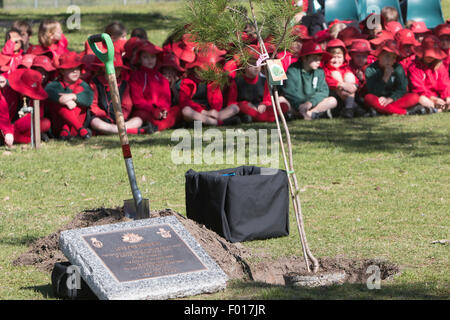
[365,40,419,115]
[395,28,421,73]
[227,45,291,123]
[158,50,185,109]
[0,68,51,147]
[180,45,240,126]
[281,41,337,120]
[408,35,450,112]
[11,20,32,53]
[323,39,359,118]
[434,24,450,74]
[348,39,372,113]
[45,52,93,140]
[89,53,146,135]
[2,28,25,76]
[28,20,68,62]
[129,41,177,132]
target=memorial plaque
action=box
[82,224,207,282]
[60,216,228,300]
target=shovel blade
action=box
[123,198,150,220]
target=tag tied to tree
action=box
[266,59,287,85]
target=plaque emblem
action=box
[90,237,103,248]
[157,228,172,238]
[122,233,144,244]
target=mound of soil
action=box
[13,208,400,288]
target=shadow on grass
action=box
[70,115,450,158]
[288,116,449,157]
[0,11,181,32]
[0,234,41,246]
[226,280,448,300]
[21,284,54,299]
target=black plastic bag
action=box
[185,166,289,243]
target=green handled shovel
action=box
[88,33,149,220]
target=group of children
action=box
[0,5,449,148]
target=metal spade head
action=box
[123,198,150,220]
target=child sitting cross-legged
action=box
[364,40,419,115]
[179,44,240,126]
[89,53,148,135]
[227,44,291,123]
[45,51,93,140]
[281,41,337,120]
[408,35,450,112]
[323,39,360,118]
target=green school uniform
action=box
[281,61,329,111]
[45,80,93,107]
[365,61,408,101]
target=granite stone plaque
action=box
[59,216,228,300]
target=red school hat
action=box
[123,37,144,61]
[385,21,403,35]
[371,39,400,57]
[434,24,450,38]
[57,51,83,69]
[314,29,332,43]
[32,55,56,72]
[338,26,369,47]
[370,30,395,46]
[172,34,198,63]
[184,43,226,70]
[8,68,48,100]
[298,40,328,57]
[395,29,421,46]
[132,41,163,65]
[413,35,448,60]
[348,39,372,53]
[18,54,36,69]
[158,51,185,73]
[410,21,431,34]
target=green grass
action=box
[1,114,449,300]
[0,3,449,300]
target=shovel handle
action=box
[88,33,130,155]
[88,33,115,75]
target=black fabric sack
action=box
[185,166,289,243]
[51,262,97,300]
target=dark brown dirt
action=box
[13,208,400,286]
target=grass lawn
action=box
[0,2,449,300]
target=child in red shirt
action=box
[28,20,68,63]
[395,29,420,73]
[2,28,25,77]
[180,45,239,126]
[348,39,372,115]
[408,35,450,112]
[227,45,290,123]
[157,51,184,128]
[0,69,51,147]
[434,24,450,74]
[129,41,177,133]
[89,53,147,135]
[323,39,359,118]
[45,52,93,140]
